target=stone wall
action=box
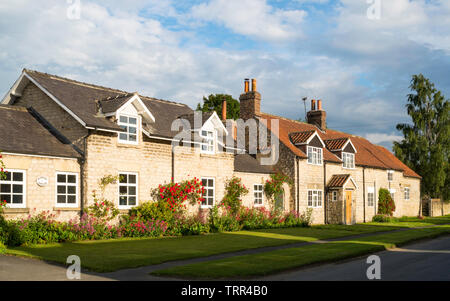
[1,153,81,221]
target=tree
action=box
[393,74,449,202]
[196,94,240,120]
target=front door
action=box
[345,190,352,224]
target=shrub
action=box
[372,214,393,223]
[220,177,248,216]
[0,241,5,254]
[169,211,210,236]
[0,152,6,180]
[85,199,120,223]
[264,173,291,210]
[209,206,243,232]
[377,188,396,216]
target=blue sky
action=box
[1,0,449,150]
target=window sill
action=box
[53,207,81,212]
[3,208,29,214]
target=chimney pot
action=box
[244,79,250,93]
[311,99,316,111]
[222,98,227,121]
[317,99,322,110]
[251,79,257,92]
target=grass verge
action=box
[4,225,398,272]
[151,225,450,279]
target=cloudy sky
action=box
[1,0,449,150]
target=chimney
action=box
[239,78,261,120]
[244,78,250,93]
[307,99,327,130]
[222,98,227,121]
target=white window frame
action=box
[200,130,215,154]
[254,184,264,206]
[307,146,323,166]
[0,169,26,209]
[55,172,79,208]
[389,188,396,201]
[331,190,338,202]
[387,170,394,182]
[404,187,410,200]
[367,186,375,207]
[307,190,323,208]
[118,172,139,209]
[118,114,139,145]
[342,152,355,169]
[201,177,215,208]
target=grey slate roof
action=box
[0,105,80,158]
[24,70,193,137]
[234,154,274,174]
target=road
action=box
[260,235,450,281]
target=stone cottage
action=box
[0,70,421,224]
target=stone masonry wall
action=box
[2,154,81,221]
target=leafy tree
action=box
[196,94,240,120]
[393,74,449,201]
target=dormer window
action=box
[118,115,138,144]
[201,130,215,154]
[342,152,355,169]
[307,146,322,165]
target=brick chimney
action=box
[239,78,261,120]
[307,99,327,130]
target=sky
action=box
[1,0,449,150]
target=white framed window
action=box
[56,172,78,207]
[342,152,355,169]
[201,130,215,154]
[307,146,323,165]
[367,186,375,207]
[389,188,396,200]
[331,190,338,202]
[404,187,410,200]
[118,172,138,209]
[118,114,138,144]
[308,190,323,208]
[201,177,215,208]
[387,170,394,182]
[0,169,26,209]
[254,184,264,206]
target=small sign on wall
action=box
[37,177,49,187]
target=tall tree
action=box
[393,74,449,201]
[196,94,240,120]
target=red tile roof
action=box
[289,130,316,144]
[324,138,349,151]
[259,113,421,179]
[328,174,351,188]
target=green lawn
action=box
[367,215,450,228]
[5,224,398,272]
[152,225,450,279]
[5,215,449,273]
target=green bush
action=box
[378,188,396,216]
[221,177,249,216]
[209,206,243,232]
[372,214,393,223]
[0,241,5,254]
[129,201,175,224]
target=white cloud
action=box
[189,0,307,42]
[365,132,403,145]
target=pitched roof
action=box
[177,112,215,130]
[234,154,274,174]
[289,130,316,144]
[324,138,349,151]
[259,113,421,179]
[327,174,351,188]
[22,70,193,138]
[0,105,80,158]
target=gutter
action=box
[323,161,327,224]
[363,167,366,223]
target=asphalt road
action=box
[260,235,450,281]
